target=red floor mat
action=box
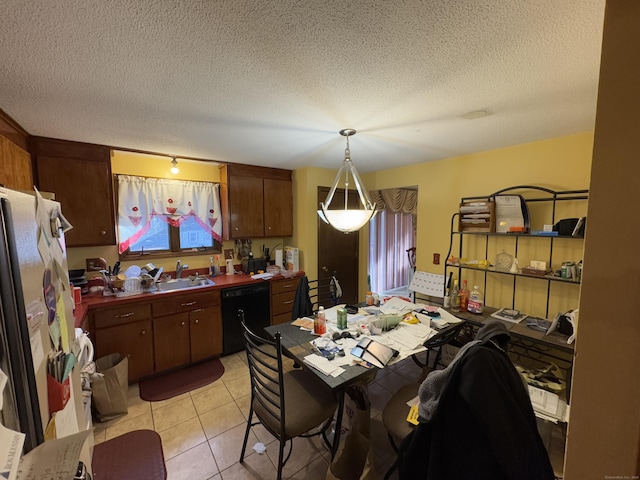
[92,429,166,480]
[139,358,225,402]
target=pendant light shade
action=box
[318,129,377,233]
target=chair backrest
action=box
[239,310,286,440]
[424,322,465,349]
[308,273,341,311]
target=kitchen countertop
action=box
[74,271,304,328]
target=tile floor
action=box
[91,351,424,480]
[92,351,566,479]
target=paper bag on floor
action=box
[91,353,129,422]
[327,380,376,480]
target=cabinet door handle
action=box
[181,301,197,307]
[283,283,293,288]
[115,312,134,318]
[194,319,199,324]
[140,330,147,335]
[100,230,107,236]
[283,300,293,305]
[181,321,186,326]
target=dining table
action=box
[263,305,462,462]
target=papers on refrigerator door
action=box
[17,429,90,480]
[0,422,25,480]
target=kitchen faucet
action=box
[176,260,188,278]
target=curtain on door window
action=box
[368,188,417,294]
[117,175,222,254]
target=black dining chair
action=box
[239,312,338,480]
[381,321,465,479]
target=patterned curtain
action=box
[368,188,417,294]
[117,175,222,254]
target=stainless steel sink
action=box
[155,276,215,292]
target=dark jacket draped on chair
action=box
[291,276,313,320]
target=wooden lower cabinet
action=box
[190,306,222,362]
[94,319,154,383]
[90,289,222,382]
[153,313,191,372]
[270,277,300,325]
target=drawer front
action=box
[271,277,300,295]
[272,311,293,325]
[152,290,220,317]
[93,302,151,329]
[271,290,296,317]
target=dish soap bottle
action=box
[314,306,327,335]
[467,285,484,314]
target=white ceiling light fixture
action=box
[318,129,377,233]
[170,157,179,174]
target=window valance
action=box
[117,174,222,254]
[370,188,418,215]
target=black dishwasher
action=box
[221,283,271,355]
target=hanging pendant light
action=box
[318,129,377,233]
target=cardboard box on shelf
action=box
[284,246,299,271]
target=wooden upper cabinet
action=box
[0,110,32,190]
[32,137,116,247]
[264,178,293,236]
[227,174,264,238]
[0,135,32,190]
[220,164,293,239]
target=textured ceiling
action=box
[0,1,605,172]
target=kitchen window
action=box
[116,174,223,258]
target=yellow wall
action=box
[292,132,594,305]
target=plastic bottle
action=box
[467,285,484,314]
[210,257,215,276]
[213,255,221,276]
[443,288,450,308]
[450,280,460,312]
[314,306,327,335]
[459,280,469,312]
[366,291,374,306]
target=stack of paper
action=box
[303,354,345,377]
[380,297,417,315]
[528,385,568,423]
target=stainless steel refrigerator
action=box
[0,187,90,458]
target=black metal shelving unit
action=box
[444,185,589,318]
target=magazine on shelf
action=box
[490,308,527,323]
